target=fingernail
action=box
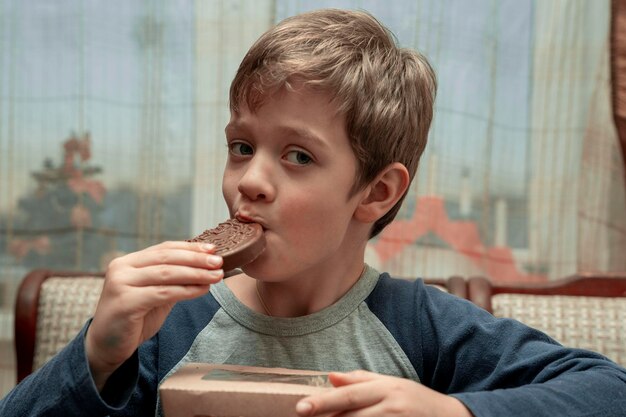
[201,243,215,251]
[208,269,223,280]
[296,401,312,416]
[206,254,222,266]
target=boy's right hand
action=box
[84,241,223,390]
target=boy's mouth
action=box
[235,213,267,231]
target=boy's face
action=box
[222,87,368,281]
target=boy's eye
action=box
[229,142,254,156]
[285,150,312,165]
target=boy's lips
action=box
[235,213,267,230]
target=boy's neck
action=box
[225,256,368,318]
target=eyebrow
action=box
[277,125,329,149]
[225,122,329,150]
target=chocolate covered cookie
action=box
[188,219,266,271]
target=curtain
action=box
[612,0,626,184]
[1,0,624,397]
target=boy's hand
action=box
[296,370,473,417]
[85,241,223,390]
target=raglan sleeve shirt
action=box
[1,272,625,416]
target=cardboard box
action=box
[160,363,333,417]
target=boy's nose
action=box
[237,156,276,202]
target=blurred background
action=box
[1,0,625,396]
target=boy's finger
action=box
[126,265,223,287]
[117,248,223,269]
[145,240,217,253]
[296,383,382,416]
[131,283,214,310]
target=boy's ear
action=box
[354,162,410,223]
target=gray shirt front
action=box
[156,265,419,414]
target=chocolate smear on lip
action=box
[187,219,266,271]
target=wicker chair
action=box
[468,273,626,366]
[14,269,104,383]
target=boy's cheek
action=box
[221,181,238,212]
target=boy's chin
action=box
[240,257,286,282]
[240,257,267,278]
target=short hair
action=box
[230,8,437,237]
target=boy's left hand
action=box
[296,370,473,417]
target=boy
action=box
[2,8,626,417]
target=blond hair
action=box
[230,9,437,237]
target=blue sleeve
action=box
[0,322,158,417]
[367,275,626,417]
